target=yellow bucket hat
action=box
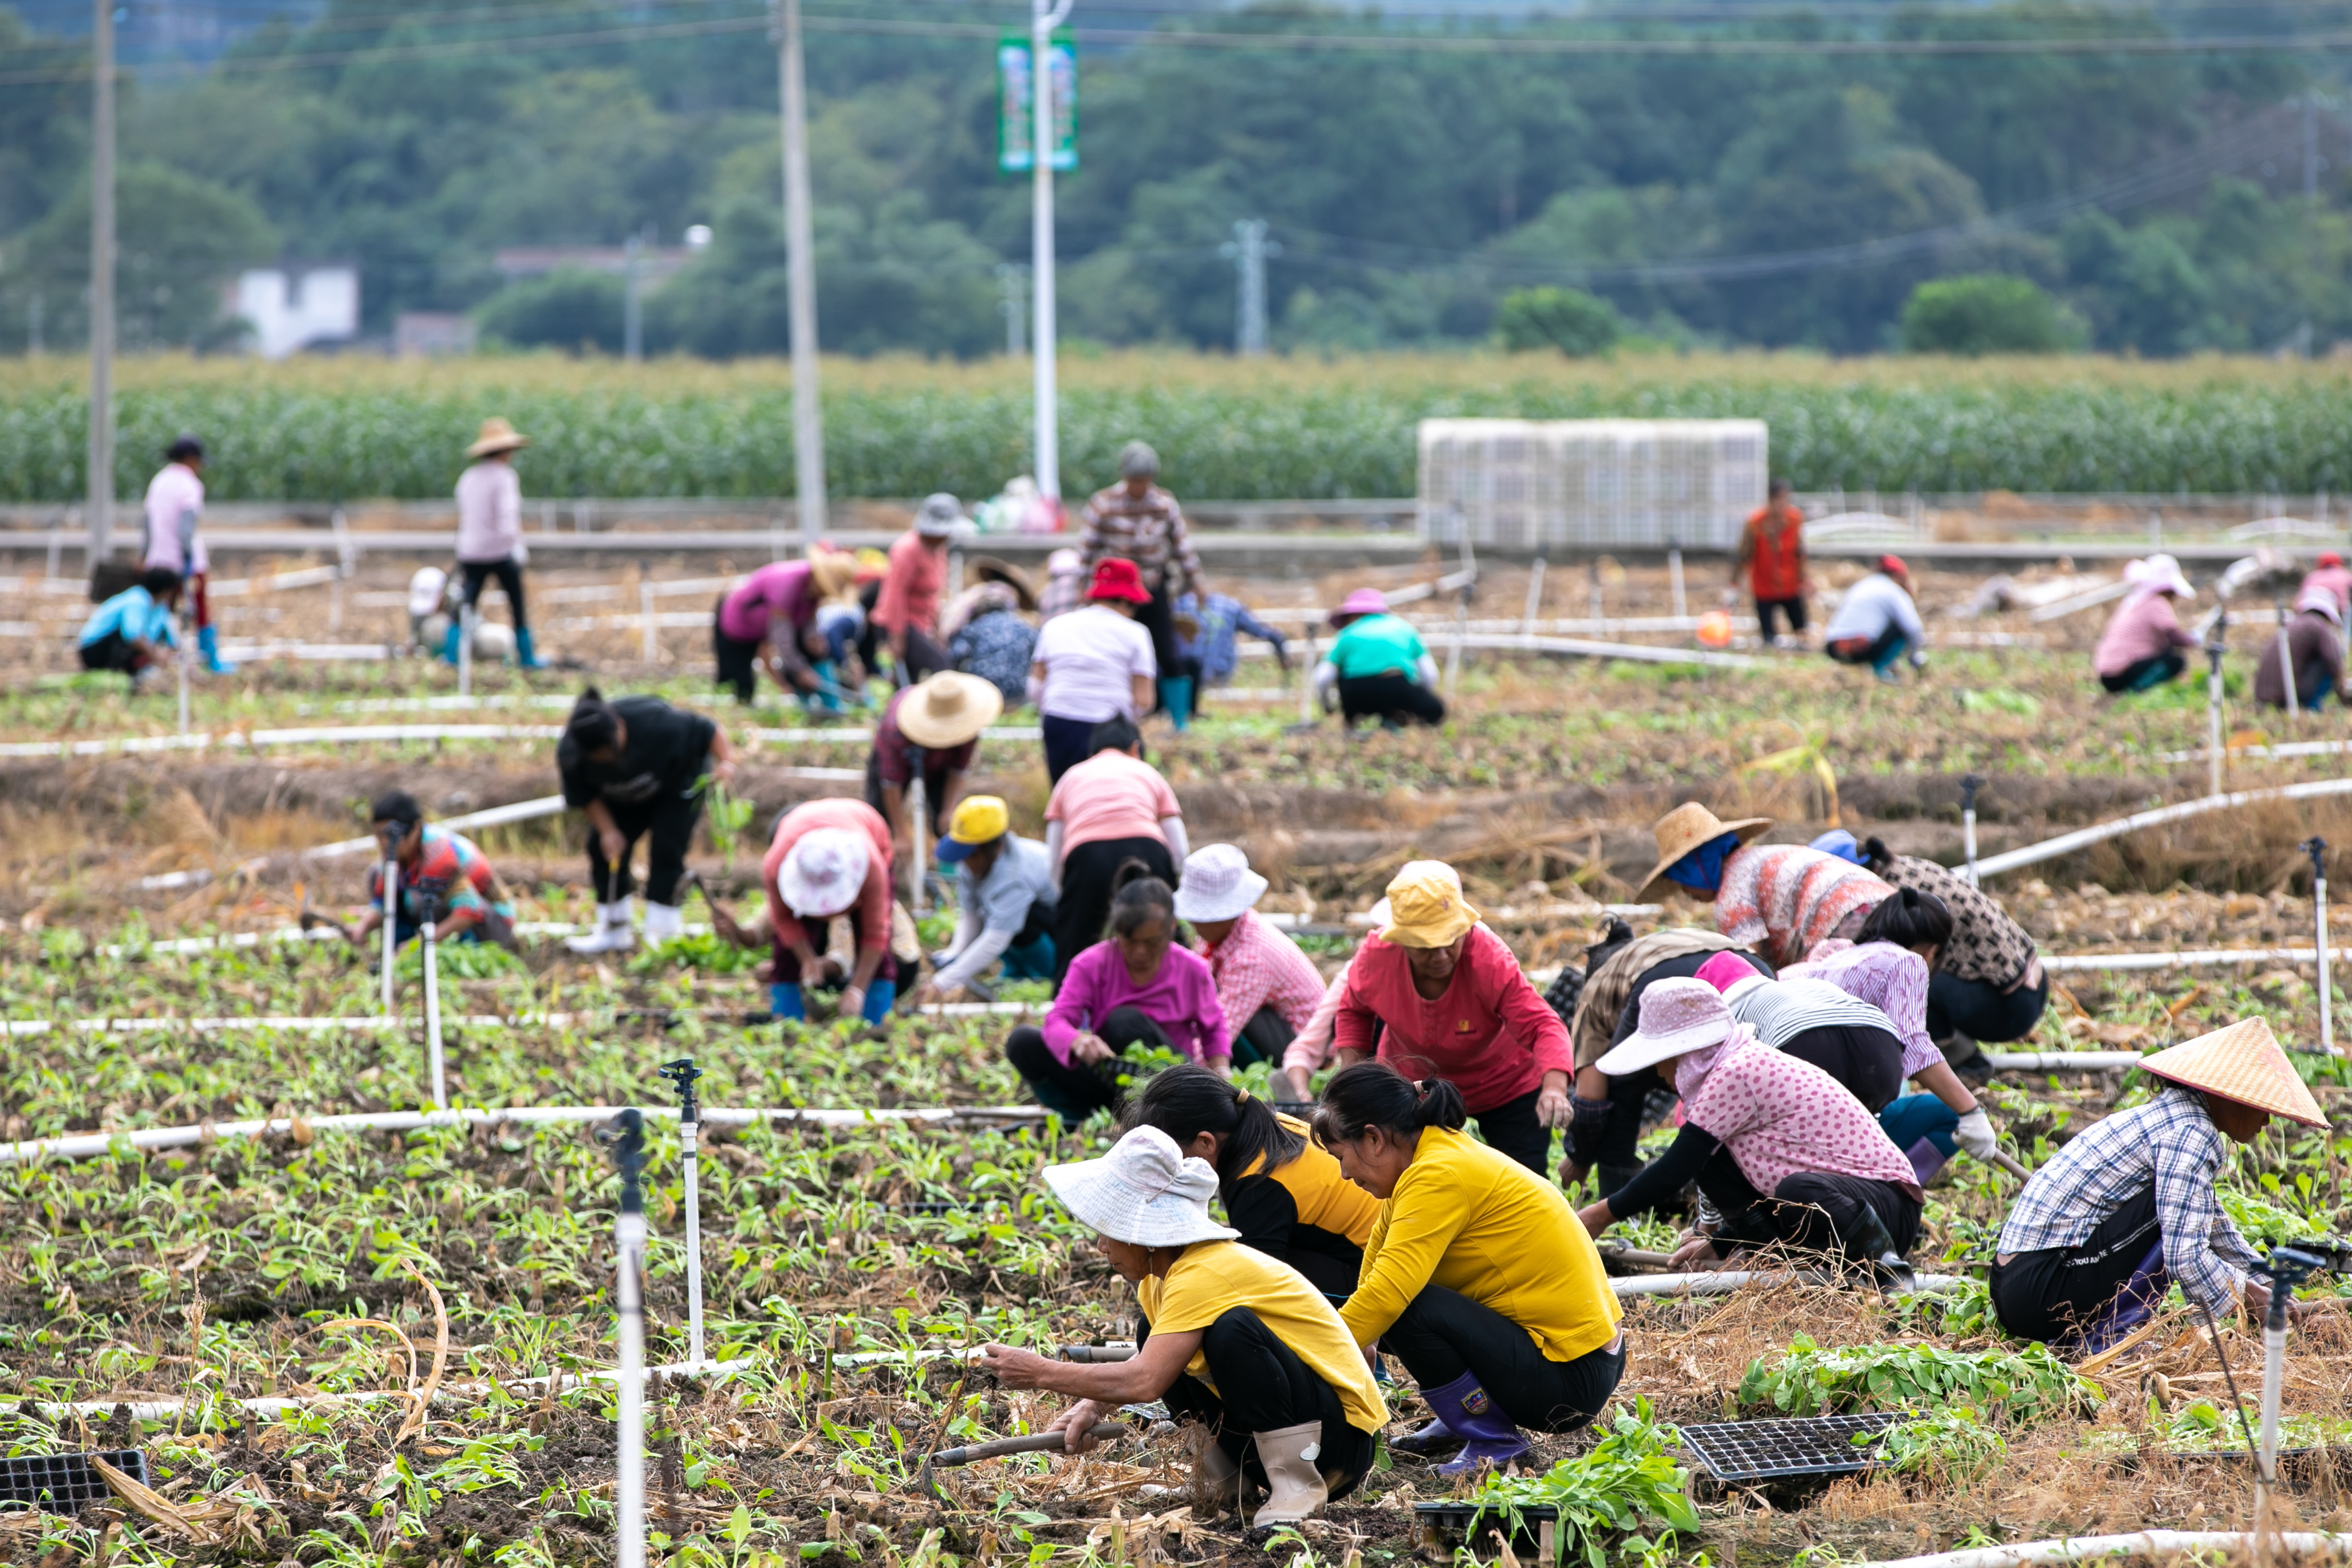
[1380,860,1479,948]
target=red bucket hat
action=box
[1087,558,1151,604]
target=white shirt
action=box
[140,462,207,576]
[1030,604,1156,723]
[1822,572,1925,645]
[455,460,526,564]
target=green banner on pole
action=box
[998,30,1076,174]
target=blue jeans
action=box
[1829,625,1910,675]
[1880,1093,1959,1185]
[771,978,896,1025]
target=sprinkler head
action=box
[657,1058,703,1122]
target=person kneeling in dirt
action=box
[730,798,900,1026]
[1853,833,2047,1065]
[912,795,1056,1006]
[1129,1063,1378,1299]
[330,790,518,952]
[1314,589,1445,728]
[979,1124,1384,1528]
[1577,979,1924,1283]
[77,568,183,684]
[1317,1062,1622,1475]
[1992,1017,2331,1354]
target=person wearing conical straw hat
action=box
[453,417,543,669]
[979,1125,1384,1528]
[865,670,1000,893]
[1992,1017,2332,1353]
[712,548,861,705]
[1638,803,1892,970]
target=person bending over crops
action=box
[913,794,1058,1005]
[725,797,900,1026]
[1043,716,1187,988]
[865,672,996,883]
[330,790,518,952]
[1578,979,1922,1282]
[1783,888,2004,1185]
[2093,553,2199,695]
[1272,889,1399,1104]
[1129,1064,1378,1299]
[979,1125,1384,1529]
[1029,559,1157,783]
[1330,863,1572,1176]
[872,494,966,684]
[1004,869,1227,1121]
[1313,589,1445,729]
[1994,1017,2331,1354]
[1696,955,1911,1113]
[1176,844,1326,1071]
[1821,553,1926,683]
[1855,836,2047,1057]
[711,549,860,705]
[77,568,182,683]
[557,690,738,955]
[2303,551,2352,618]
[1639,803,1891,969]
[1317,1062,1622,1475]
[2254,587,2347,711]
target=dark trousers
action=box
[1778,1023,1906,1114]
[1590,1065,1664,1200]
[862,751,952,840]
[588,791,703,906]
[1928,970,2049,1045]
[1469,1087,1551,1177]
[893,626,954,685]
[1827,624,1909,672]
[1701,1150,1921,1260]
[1052,836,1178,988]
[1378,1283,1624,1432]
[1041,714,1100,785]
[1146,1307,1377,1495]
[1006,1005,1168,1121]
[78,631,145,674]
[714,596,763,703]
[1135,581,1182,681]
[1756,596,1807,639]
[1232,1004,1294,1070]
[459,557,529,631]
[2100,651,2186,694]
[771,905,899,987]
[1337,672,1446,727]
[1989,1183,2162,1344]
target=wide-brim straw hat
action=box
[1042,1125,1238,1247]
[1636,802,1775,901]
[2139,1017,2329,1128]
[1594,976,1736,1077]
[970,556,1038,610]
[808,549,860,601]
[466,417,529,458]
[897,672,1002,749]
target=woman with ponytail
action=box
[1314,1062,1622,1476]
[1857,836,2047,1057]
[1129,1063,1378,1297]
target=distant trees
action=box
[1899,275,2084,354]
[1495,287,1622,356]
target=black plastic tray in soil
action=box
[1414,1501,1561,1562]
[1678,1412,1901,1484]
[0,1451,148,1514]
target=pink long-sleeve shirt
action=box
[1041,940,1230,1066]
[2094,592,2199,678]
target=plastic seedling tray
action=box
[1678,1413,1901,1483]
[0,1451,147,1514]
[1414,1501,1559,1562]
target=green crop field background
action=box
[7,350,2352,502]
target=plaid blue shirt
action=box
[1998,1085,2262,1315]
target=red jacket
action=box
[1743,505,1806,602]
[1331,924,1571,1113]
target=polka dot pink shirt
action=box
[1672,1030,1921,1199]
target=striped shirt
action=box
[1998,1086,2260,1317]
[1716,844,1893,968]
[1725,976,1902,1055]
[1783,941,1940,1077]
[1079,483,1201,595]
[1199,908,1328,1042]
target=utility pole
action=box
[2306,92,2321,201]
[996,262,1027,357]
[86,0,116,567]
[622,227,645,362]
[774,0,826,548]
[1031,0,1074,503]
[1218,219,1278,356]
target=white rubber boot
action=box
[642,901,685,944]
[1249,1421,1329,1527]
[1191,1435,1257,1518]
[564,900,636,954]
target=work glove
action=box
[1952,1106,1999,1161]
[1910,648,1929,671]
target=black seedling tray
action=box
[1678,1412,1900,1483]
[0,1451,148,1514]
[1415,1502,1559,1562]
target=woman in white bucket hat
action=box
[979,1125,1383,1528]
[751,799,899,1026]
[1175,844,1325,1071]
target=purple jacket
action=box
[1041,941,1231,1066]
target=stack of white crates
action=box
[1417,418,1768,551]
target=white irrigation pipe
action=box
[1982,1051,2142,1071]
[2160,736,2352,765]
[1973,774,2352,880]
[2043,945,2352,971]
[613,1113,649,1568]
[1861,1531,2352,1568]
[749,726,1045,745]
[215,641,392,661]
[1609,1270,1968,1298]
[0,1103,1053,1165]
[2026,578,2134,621]
[20,1359,761,1421]
[0,723,564,759]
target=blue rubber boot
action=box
[769,982,806,1021]
[1420,1372,1532,1477]
[1159,675,1195,730]
[515,627,543,669]
[440,618,463,665]
[198,624,235,674]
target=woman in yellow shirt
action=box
[980,1125,1386,1527]
[1128,1063,1380,1297]
[1315,1061,1624,1476]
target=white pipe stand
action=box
[380,859,399,1016]
[422,916,447,1110]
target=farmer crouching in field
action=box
[1318,1062,1622,1475]
[2092,553,2199,695]
[979,1125,1384,1528]
[2255,587,2347,711]
[1854,833,2048,1061]
[1822,554,1926,684]
[1129,1063,1378,1299]
[1640,803,1890,969]
[865,671,997,888]
[1005,870,1227,1121]
[711,548,860,704]
[329,790,518,952]
[1177,844,1326,1071]
[1330,863,1571,1176]
[747,798,899,1026]
[913,795,1057,1004]
[557,689,738,955]
[1993,1018,2330,1353]
[1045,716,1187,988]
[1314,589,1445,729]
[1579,979,1924,1281]
[872,494,966,684]
[77,568,182,685]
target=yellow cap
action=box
[948,794,1010,846]
[1379,860,1479,948]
